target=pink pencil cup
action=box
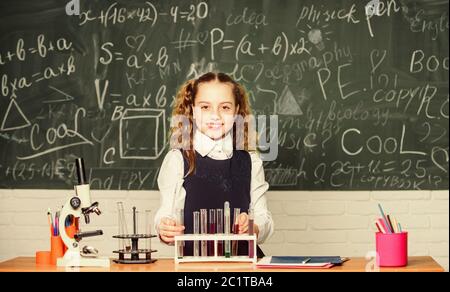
[376,232,408,267]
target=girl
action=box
[154,72,273,257]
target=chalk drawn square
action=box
[119,109,166,160]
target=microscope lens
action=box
[75,158,87,185]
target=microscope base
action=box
[57,251,110,267]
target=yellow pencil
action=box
[391,216,399,233]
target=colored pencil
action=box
[377,204,392,233]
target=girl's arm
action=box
[154,149,186,244]
[249,151,274,244]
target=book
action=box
[256,256,344,269]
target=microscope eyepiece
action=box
[75,158,87,185]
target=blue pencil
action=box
[377,203,392,233]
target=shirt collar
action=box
[194,129,233,158]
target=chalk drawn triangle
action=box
[277,86,303,115]
[1,99,31,131]
[42,86,75,103]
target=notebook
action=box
[271,256,345,265]
[257,256,346,269]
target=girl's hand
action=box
[237,213,249,234]
[158,217,185,244]
[237,213,259,236]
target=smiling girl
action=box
[154,72,273,257]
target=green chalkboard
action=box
[0,0,448,190]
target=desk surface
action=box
[0,256,444,272]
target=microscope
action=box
[57,158,110,267]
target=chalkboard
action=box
[0,0,448,190]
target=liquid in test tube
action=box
[216,208,223,256]
[224,202,231,258]
[248,207,255,259]
[177,208,184,259]
[193,211,200,257]
[232,208,240,256]
[200,209,208,257]
[208,209,216,256]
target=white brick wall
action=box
[0,189,448,271]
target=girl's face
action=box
[193,81,238,140]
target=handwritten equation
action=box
[0,0,448,190]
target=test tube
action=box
[117,202,124,251]
[232,208,240,256]
[216,209,223,256]
[248,207,255,259]
[224,202,231,258]
[144,210,152,261]
[132,207,139,260]
[177,208,184,259]
[117,202,131,251]
[208,209,216,256]
[144,210,152,250]
[193,211,200,257]
[200,209,208,257]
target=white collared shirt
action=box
[194,130,234,160]
[154,130,274,244]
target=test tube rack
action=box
[174,234,257,264]
[112,206,157,264]
[112,234,157,264]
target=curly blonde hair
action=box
[170,72,256,176]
